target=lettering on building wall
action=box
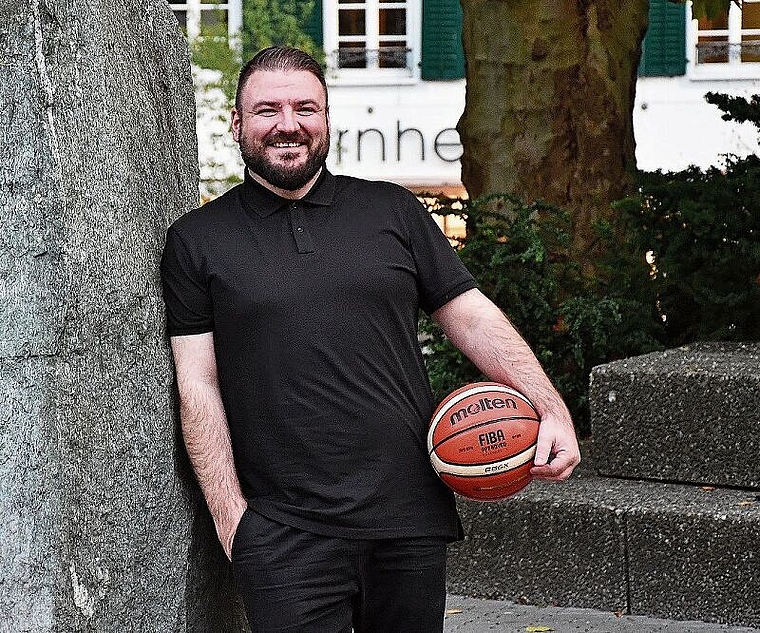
[334,120,463,165]
[356,128,385,162]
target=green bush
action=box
[419,196,661,437]
[612,90,760,346]
[612,155,760,345]
[421,160,760,436]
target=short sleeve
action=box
[160,225,214,336]
[400,191,477,314]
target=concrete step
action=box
[589,342,760,489]
[446,472,760,628]
[444,595,760,632]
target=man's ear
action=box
[231,107,241,142]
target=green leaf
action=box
[685,0,734,20]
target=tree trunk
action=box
[0,2,245,630]
[458,0,649,261]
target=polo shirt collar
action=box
[240,167,336,218]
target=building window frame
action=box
[323,0,422,85]
[687,0,760,79]
[169,0,243,41]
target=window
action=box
[169,1,242,41]
[324,0,421,83]
[694,0,760,65]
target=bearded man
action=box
[161,46,579,632]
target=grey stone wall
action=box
[0,2,244,630]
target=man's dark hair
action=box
[235,46,328,112]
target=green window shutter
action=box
[640,0,687,76]
[304,0,323,47]
[421,0,465,80]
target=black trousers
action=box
[231,509,448,632]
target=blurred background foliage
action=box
[421,93,760,437]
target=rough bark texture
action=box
[0,2,245,630]
[458,0,649,258]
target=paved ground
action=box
[444,596,760,633]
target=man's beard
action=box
[239,130,330,192]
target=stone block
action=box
[449,475,760,627]
[589,343,760,489]
[626,485,760,628]
[447,477,629,612]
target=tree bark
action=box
[0,2,245,630]
[458,0,649,260]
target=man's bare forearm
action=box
[178,376,246,516]
[171,334,247,557]
[433,289,580,479]
[433,290,564,416]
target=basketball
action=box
[427,382,540,501]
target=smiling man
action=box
[161,46,580,632]
[232,61,330,197]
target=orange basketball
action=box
[427,382,540,501]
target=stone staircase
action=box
[446,342,760,628]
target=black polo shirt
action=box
[161,169,476,540]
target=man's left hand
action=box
[530,413,581,481]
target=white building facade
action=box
[635,0,760,171]
[178,0,760,195]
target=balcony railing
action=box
[330,47,414,73]
[696,40,760,64]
